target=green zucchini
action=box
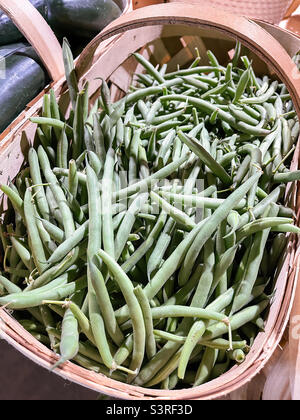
[0,43,47,133]
[0,1,48,46]
[48,0,122,38]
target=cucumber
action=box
[0,43,47,133]
[0,1,48,46]
[48,0,122,38]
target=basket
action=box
[0,0,131,140]
[166,0,295,24]
[1,2,300,400]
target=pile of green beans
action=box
[0,40,299,390]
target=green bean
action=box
[180,76,210,91]
[134,286,156,360]
[38,218,65,243]
[138,144,150,179]
[201,81,230,100]
[231,240,271,313]
[125,79,182,105]
[10,236,32,271]
[177,131,232,185]
[137,100,149,120]
[75,353,126,381]
[233,155,251,186]
[154,330,246,350]
[209,245,239,299]
[238,144,262,209]
[194,347,218,386]
[27,271,71,294]
[24,188,48,274]
[20,319,45,333]
[133,53,165,85]
[150,191,195,231]
[161,94,272,136]
[273,170,300,183]
[113,154,189,202]
[88,290,116,370]
[28,148,50,220]
[122,212,167,274]
[134,288,234,386]
[0,274,22,294]
[147,217,175,280]
[31,117,73,137]
[36,218,57,256]
[61,187,86,224]
[47,221,89,265]
[232,41,241,67]
[229,105,259,126]
[114,335,134,366]
[89,258,124,346]
[85,161,117,370]
[149,306,229,323]
[147,130,157,162]
[229,349,245,364]
[57,127,69,170]
[0,185,24,220]
[38,146,75,238]
[233,68,251,103]
[236,217,293,241]
[164,67,224,80]
[238,186,282,228]
[49,88,62,137]
[98,249,146,377]
[102,148,116,259]
[177,236,216,378]
[241,56,260,91]
[92,114,106,167]
[68,159,79,198]
[178,173,261,284]
[144,345,202,388]
[202,300,269,343]
[0,277,86,310]
[269,233,287,272]
[49,300,94,342]
[62,39,79,110]
[271,224,300,235]
[114,193,149,261]
[144,349,183,388]
[40,304,58,352]
[240,81,278,104]
[100,78,113,115]
[264,102,276,123]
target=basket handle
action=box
[285,0,300,18]
[76,3,300,117]
[0,0,64,81]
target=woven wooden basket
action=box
[1,2,300,400]
[136,0,300,23]
[166,0,296,24]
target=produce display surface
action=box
[0,35,300,392]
